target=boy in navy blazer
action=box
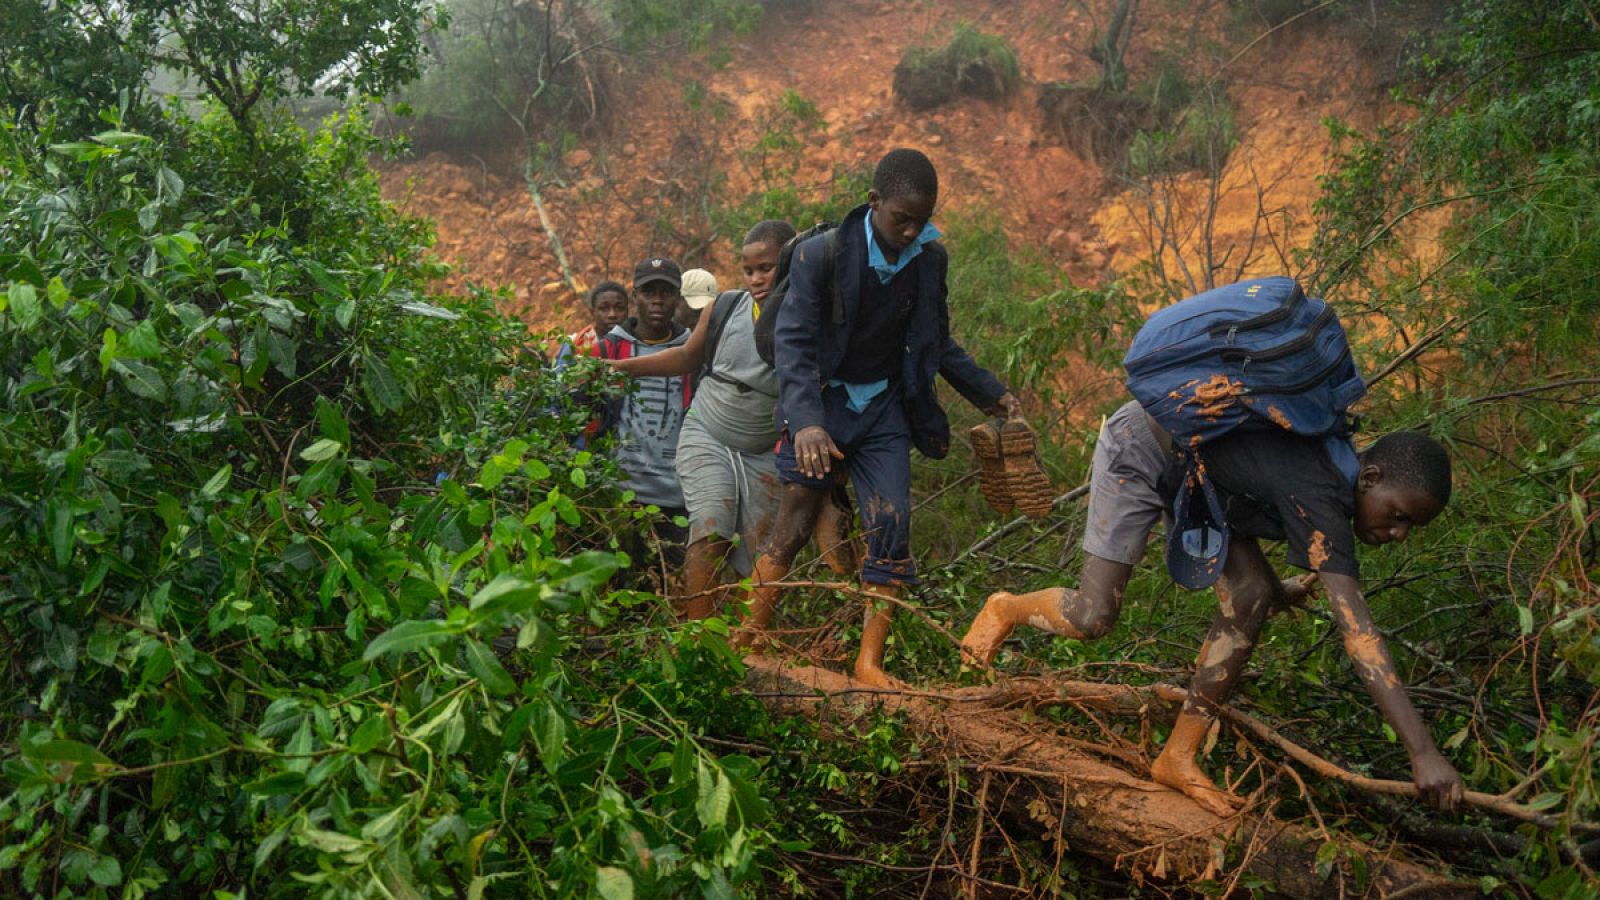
[737,148,1019,687]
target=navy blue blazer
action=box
[773,203,1008,459]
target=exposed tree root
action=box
[746,656,1478,898]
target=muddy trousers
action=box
[775,384,915,585]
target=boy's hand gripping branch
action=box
[1320,571,1465,812]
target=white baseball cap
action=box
[680,268,719,310]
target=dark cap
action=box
[632,256,682,290]
[1164,461,1230,590]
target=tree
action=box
[1,0,436,140]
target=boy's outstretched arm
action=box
[606,303,711,377]
[936,336,1012,414]
[1320,572,1464,811]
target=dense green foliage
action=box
[4,0,1599,895]
[0,5,815,897]
[0,101,793,894]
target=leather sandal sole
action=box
[998,418,1054,519]
[968,420,1015,516]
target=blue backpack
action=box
[1122,276,1366,588]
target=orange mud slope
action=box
[1092,21,1397,285]
[377,0,1400,334]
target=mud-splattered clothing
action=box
[773,203,1008,460]
[772,203,1008,585]
[1084,401,1358,577]
[1083,401,1184,565]
[775,383,915,585]
[1202,426,1358,577]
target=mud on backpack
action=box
[1122,275,1367,588]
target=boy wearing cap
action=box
[960,408,1464,816]
[591,257,695,569]
[677,268,719,331]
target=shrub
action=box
[1127,86,1238,178]
[893,24,1021,111]
[0,101,786,896]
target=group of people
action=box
[570,147,1466,817]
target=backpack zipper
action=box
[1254,345,1353,395]
[1219,303,1336,364]
[1205,282,1306,340]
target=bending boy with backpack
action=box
[604,221,859,617]
[740,148,1021,688]
[961,276,1465,816]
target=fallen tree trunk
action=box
[745,657,1475,898]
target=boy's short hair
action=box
[586,279,628,309]
[1364,431,1452,504]
[743,219,796,250]
[872,148,938,201]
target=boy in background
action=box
[592,257,694,572]
[677,268,718,330]
[569,280,629,355]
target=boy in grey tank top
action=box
[606,221,858,617]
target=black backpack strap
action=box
[822,228,843,326]
[698,290,744,383]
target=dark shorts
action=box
[777,385,915,585]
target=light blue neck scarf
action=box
[864,210,941,285]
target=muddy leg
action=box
[679,537,731,620]
[854,582,906,689]
[1149,538,1277,816]
[813,477,862,575]
[838,424,914,686]
[960,555,1134,665]
[732,484,826,646]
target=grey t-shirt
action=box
[688,292,781,454]
[603,322,691,508]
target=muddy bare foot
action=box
[851,661,908,691]
[1149,751,1241,818]
[960,592,1015,667]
